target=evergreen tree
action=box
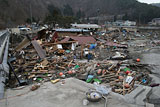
[63,4,74,16]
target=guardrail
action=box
[0,30,10,99]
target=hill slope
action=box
[0,0,160,28]
[152,3,160,7]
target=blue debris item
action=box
[88,75,94,79]
[87,53,92,62]
[122,30,126,33]
[89,44,96,50]
[74,55,76,59]
[142,79,147,83]
[86,75,94,83]
[65,50,70,53]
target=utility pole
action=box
[138,13,141,25]
[30,3,33,24]
[97,8,100,24]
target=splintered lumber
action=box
[23,61,37,67]
[116,68,121,76]
[102,75,117,79]
[57,66,66,70]
[115,89,130,92]
[15,37,30,51]
[68,60,73,67]
[123,80,125,95]
[39,70,48,72]
[51,79,61,84]
[41,59,48,66]
[30,70,56,74]
[100,73,116,78]
[108,63,117,71]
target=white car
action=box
[19,28,31,31]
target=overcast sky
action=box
[138,0,160,4]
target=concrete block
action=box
[126,86,145,99]
[124,86,152,106]
[146,103,154,107]
[125,86,145,103]
[135,86,152,106]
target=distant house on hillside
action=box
[123,20,136,26]
[149,18,160,26]
[113,20,136,26]
[113,20,124,26]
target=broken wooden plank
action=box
[31,40,46,59]
[15,37,30,51]
[41,59,48,66]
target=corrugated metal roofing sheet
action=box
[71,24,101,29]
[54,28,89,32]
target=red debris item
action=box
[136,58,140,62]
[97,63,100,67]
[72,70,76,74]
[59,72,63,76]
[102,69,106,74]
[118,76,124,80]
[126,70,131,75]
[124,83,130,88]
[97,69,102,74]
[67,71,72,74]
[30,84,40,91]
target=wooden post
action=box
[81,44,84,59]
[123,80,125,95]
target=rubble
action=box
[6,26,160,106]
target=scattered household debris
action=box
[30,84,40,91]
[7,26,160,107]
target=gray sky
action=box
[138,0,160,4]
